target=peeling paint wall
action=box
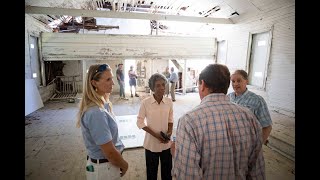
[41,32,216,95]
[215,4,295,117]
[41,33,216,60]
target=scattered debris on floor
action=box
[25,116,40,121]
[25,116,40,126]
[68,98,75,103]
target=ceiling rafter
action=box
[25,6,233,24]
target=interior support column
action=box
[82,60,86,93]
[182,59,187,95]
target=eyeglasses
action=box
[92,64,109,78]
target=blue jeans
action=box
[118,80,125,97]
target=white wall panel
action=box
[41,33,216,60]
[249,0,293,12]
[216,4,295,116]
[25,79,44,116]
[267,14,295,115]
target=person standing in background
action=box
[128,65,140,98]
[116,63,128,100]
[162,66,171,97]
[167,67,178,102]
[228,69,272,145]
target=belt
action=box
[86,150,123,164]
[87,155,109,164]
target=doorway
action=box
[217,40,227,65]
[247,30,272,89]
[29,35,42,86]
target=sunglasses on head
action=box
[92,64,109,78]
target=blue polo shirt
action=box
[168,71,178,83]
[228,89,272,127]
[80,105,124,159]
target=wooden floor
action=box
[25,92,295,180]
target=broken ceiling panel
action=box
[25,0,243,19]
[25,0,286,34]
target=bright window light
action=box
[30,44,34,49]
[258,41,266,46]
[75,16,83,23]
[33,73,37,78]
[48,19,62,28]
[254,72,263,77]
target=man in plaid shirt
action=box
[171,64,265,180]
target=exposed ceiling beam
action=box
[25,6,233,24]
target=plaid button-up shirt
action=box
[172,93,265,180]
[228,89,272,128]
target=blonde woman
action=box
[77,64,128,180]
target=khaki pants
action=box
[86,158,121,180]
[165,82,170,96]
[170,82,176,100]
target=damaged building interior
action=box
[25,0,295,179]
